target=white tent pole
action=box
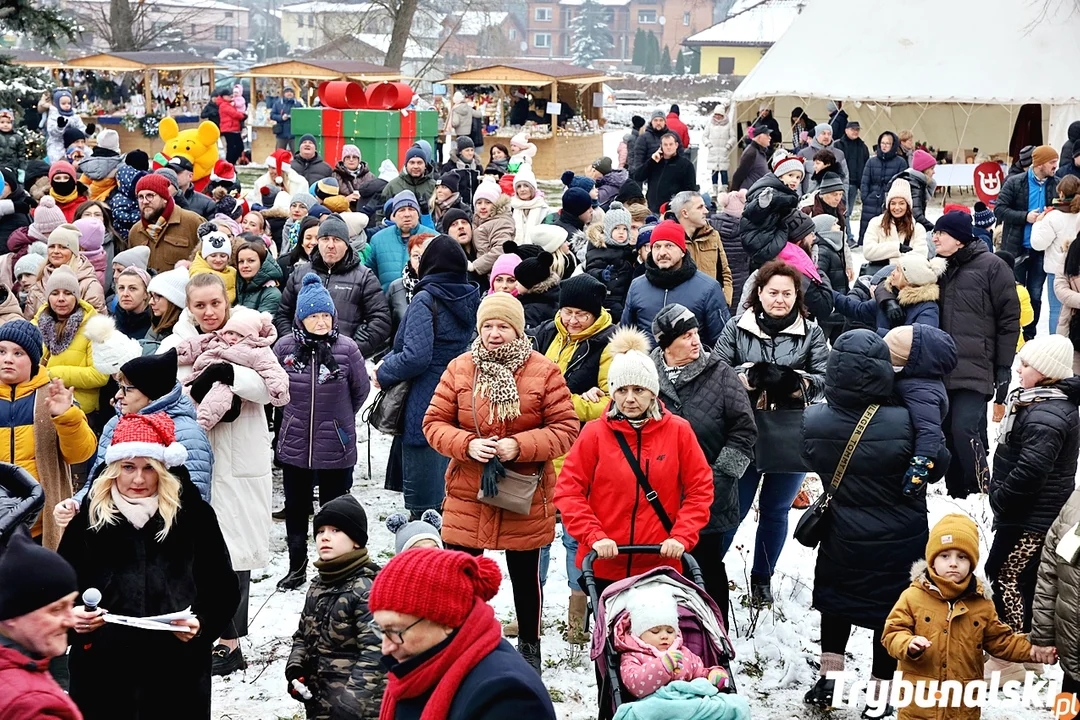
[954,103,975,163]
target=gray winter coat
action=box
[1032,488,1080,681]
[275,246,391,359]
[274,332,370,469]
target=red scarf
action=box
[378,601,502,720]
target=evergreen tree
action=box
[643,31,660,73]
[689,48,701,74]
[632,28,647,66]
[675,51,685,75]
[660,46,672,74]
[569,0,614,68]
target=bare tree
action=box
[78,0,204,51]
[383,0,419,69]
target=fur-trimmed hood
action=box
[477,192,511,223]
[908,559,992,600]
[897,282,940,306]
[587,223,607,249]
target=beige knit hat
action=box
[897,254,947,287]
[45,265,79,297]
[1018,334,1074,382]
[883,325,913,367]
[47,223,82,256]
[476,292,525,338]
[885,178,913,207]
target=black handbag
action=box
[793,404,878,548]
[363,301,438,436]
[753,388,810,474]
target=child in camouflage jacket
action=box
[286,495,385,719]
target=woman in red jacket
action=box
[554,326,714,589]
[215,89,246,164]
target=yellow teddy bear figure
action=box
[158,118,220,192]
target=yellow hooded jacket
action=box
[189,253,238,304]
[34,299,110,413]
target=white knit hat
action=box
[1018,334,1074,382]
[886,178,913,206]
[201,230,231,259]
[528,224,568,253]
[607,327,659,395]
[13,244,46,279]
[897,254,947,287]
[147,267,189,308]
[626,584,680,638]
[514,166,538,191]
[112,245,150,272]
[47,224,81,255]
[771,150,804,179]
[84,315,143,376]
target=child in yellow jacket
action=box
[189,228,237,303]
[882,514,1044,720]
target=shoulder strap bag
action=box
[471,369,542,516]
[793,404,878,549]
[612,430,673,534]
[363,300,438,436]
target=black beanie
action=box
[0,527,78,621]
[125,149,150,172]
[558,274,605,318]
[632,115,645,130]
[62,125,86,148]
[313,494,368,547]
[438,172,460,194]
[616,178,645,204]
[120,348,179,400]
[418,234,468,281]
[784,210,816,244]
[652,303,700,349]
[440,208,471,233]
[934,211,975,244]
[514,251,554,291]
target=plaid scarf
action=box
[143,214,169,242]
[996,385,1069,444]
[284,324,341,383]
[470,335,532,423]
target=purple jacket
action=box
[274,333,370,469]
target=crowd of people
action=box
[0,87,1077,720]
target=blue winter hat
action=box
[562,187,592,217]
[561,169,595,193]
[391,190,421,216]
[405,146,427,165]
[295,272,336,322]
[0,320,43,377]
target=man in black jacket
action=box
[167,156,216,220]
[832,122,869,241]
[731,129,771,192]
[629,110,672,177]
[933,211,1021,498]
[632,133,697,215]
[994,144,1058,340]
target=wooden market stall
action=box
[4,49,61,69]
[238,59,401,161]
[57,52,217,155]
[442,61,616,179]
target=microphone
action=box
[82,588,102,613]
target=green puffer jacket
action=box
[0,130,26,171]
[1032,488,1080,681]
[236,254,283,315]
[287,558,384,720]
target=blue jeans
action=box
[402,441,448,513]
[722,466,805,578]
[539,543,550,589]
[1048,273,1062,335]
[1015,249,1046,340]
[537,528,581,591]
[711,170,729,188]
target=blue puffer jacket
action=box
[830,280,941,336]
[274,332,370,469]
[621,254,730,348]
[77,383,213,503]
[377,274,481,446]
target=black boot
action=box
[518,640,541,675]
[277,543,308,591]
[750,574,773,608]
[804,677,835,708]
[211,644,247,676]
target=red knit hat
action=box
[104,412,188,467]
[369,549,502,627]
[649,219,687,252]
[135,173,172,200]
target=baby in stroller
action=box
[616,584,730,698]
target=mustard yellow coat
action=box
[34,299,109,413]
[189,253,237,304]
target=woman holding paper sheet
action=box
[57,413,240,720]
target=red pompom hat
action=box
[369,549,502,627]
[105,412,188,467]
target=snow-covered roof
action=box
[348,33,430,59]
[683,0,803,47]
[559,0,631,6]
[75,0,250,12]
[734,0,1080,105]
[451,11,511,35]
[280,2,375,14]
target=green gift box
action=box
[348,138,396,167]
[290,108,322,136]
[415,110,438,137]
[343,110,392,139]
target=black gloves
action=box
[189,363,234,403]
[219,395,243,424]
[746,362,783,391]
[995,365,1012,387]
[899,243,912,254]
[85,123,96,135]
[882,298,906,328]
[11,198,29,215]
[56,116,67,128]
[747,363,802,398]
[285,665,313,702]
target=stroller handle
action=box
[580,545,704,587]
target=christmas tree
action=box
[569,0,614,68]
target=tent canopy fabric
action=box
[733,0,1080,105]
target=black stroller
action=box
[0,462,45,549]
[582,545,738,717]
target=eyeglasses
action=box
[148,292,161,301]
[370,617,424,645]
[117,383,137,395]
[560,309,594,323]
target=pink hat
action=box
[74,217,105,252]
[341,144,361,160]
[221,306,266,340]
[474,181,501,206]
[720,189,747,218]
[912,149,937,173]
[29,196,67,241]
[489,253,522,293]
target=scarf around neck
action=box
[38,305,84,356]
[757,308,799,337]
[286,324,341,383]
[314,547,370,584]
[926,567,975,602]
[997,385,1069,444]
[50,184,79,205]
[89,177,118,202]
[111,484,159,530]
[470,335,532,423]
[378,600,503,720]
[643,253,696,290]
[402,263,419,302]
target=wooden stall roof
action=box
[3,50,60,68]
[442,61,616,87]
[64,52,216,71]
[237,59,401,82]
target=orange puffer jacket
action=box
[423,350,579,551]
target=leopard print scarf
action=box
[470,335,532,423]
[38,305,84,357]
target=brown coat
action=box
[127,205,204,273]
[882,561,1032,720]
[423,350,579,551]
[471,194,515,278]
[684,224,733,306]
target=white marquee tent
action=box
[732,0,1080,160]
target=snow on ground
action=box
[212,122,1062,719]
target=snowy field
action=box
[210,121,1064,719]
